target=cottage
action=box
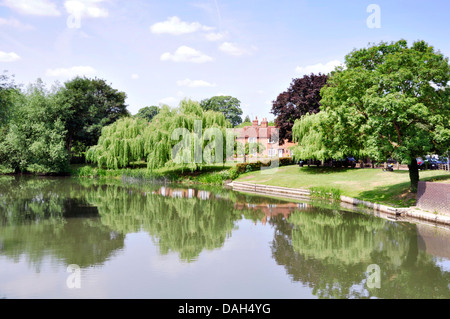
[236,117,297,158]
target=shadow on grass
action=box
[299,166,364,175]
[357,173,450,208]
[358,181,414,208]
[420,173,450,183]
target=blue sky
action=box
[1,0,449,121]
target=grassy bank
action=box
[70,163,237,185]
[70,163,450,208]
[235,165,450,208]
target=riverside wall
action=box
[230,181,450,227]
[416,181,450,215]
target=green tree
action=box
[134,106,160,122]
[86,117,148,169]
[291,112,336,161]
[144,99,232,171]
[0,71,17,127]
[0,80,69,173]
[200,95,243,127]
[87,99,232,170]
[56,76,129,157]
[319,40,450,192]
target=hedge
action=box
[234,157,294,174]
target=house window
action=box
[268,149,277,157]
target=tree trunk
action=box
[408,157,419,193]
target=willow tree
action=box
[292,112,331,161]
[86,117,147,169]
[87,99,232,170]
[144,99,232,171]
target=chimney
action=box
[252,116,259,127]
[261,118,268,128]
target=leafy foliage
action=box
[320,40,450,191]
[200,95,243,127]
[87,99,232,171]
[145,99,232,170]
[0,71,17,127]
[0,80,69,173]
[86,117,147,169]
[271,73,328,143]
[134,105,160,122]
[292,112,334,161]
[56,76,129,156]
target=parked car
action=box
[428,159,442,170]
[329,157,357,168]
[343,157,357,168]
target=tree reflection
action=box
[85,183,243,262]
[270,208,450,299]
[0,176,124,269]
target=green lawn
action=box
[235,165,450,208]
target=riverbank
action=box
[14,163,449,213]
[229,181,450,227]
[70,163,237,185]
[234,165,450,208]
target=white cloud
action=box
[0,51,21,62]
[131,74,139,80]
[219,42,250,56]
[1,0,61,16]
[161,46,213,63]
[176,78,216,88]
[150,16,214,35]
[158,97,178,105]
[205,32,226,42]
[45,66,97,78]
[0,17,34,30]
[64,0,108,18]
[295,60,342,76]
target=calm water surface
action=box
[0,176,449,299]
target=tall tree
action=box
[0,80,69,174]
[87,99,232,170]
[319,40,450,192]
[56,77,129,157]
[0,71,17,127]
[271,74,328,143]
[200,95,243,127]
[134,106,160,122]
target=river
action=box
[0,176,449,299]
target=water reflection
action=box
[0,176,125,269]
[269,207,450,298]
[0,176,449,298]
